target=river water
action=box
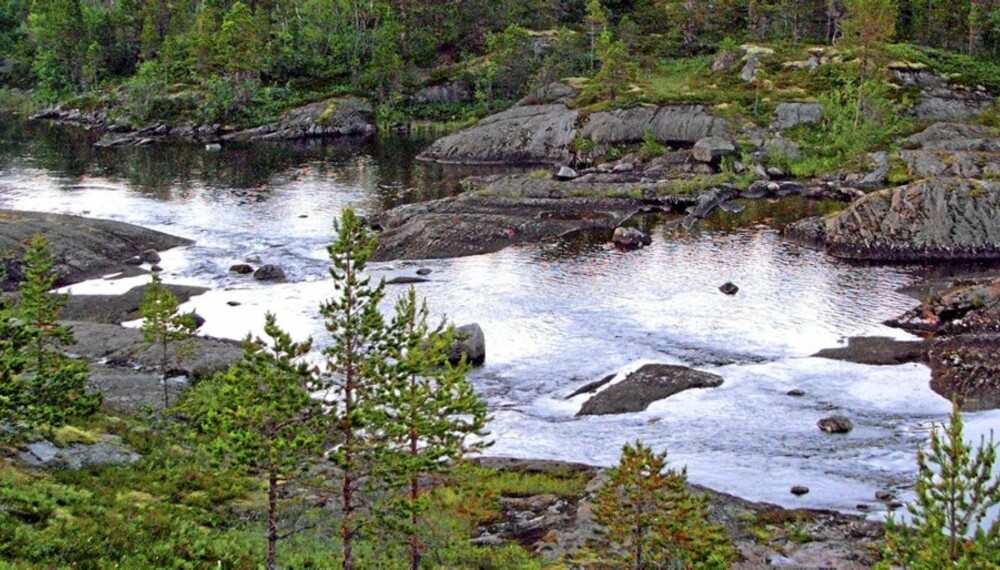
[2,118,997,517]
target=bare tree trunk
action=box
[409,426,420,570]
[266,469,278,570]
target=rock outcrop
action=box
[577,364,724,416]
[417,102,730,165]
[0,210,191,291]
[819,178,1000,261]
[417,104,578,164]
[224,97,375,142]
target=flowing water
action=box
[2,117,998,517]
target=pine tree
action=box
[841,0,897,125]
[371,288,490,570]
[880,402,1000,568]
[184,313,322,570]
[594,441,734,569]
[17,235,72,374]
[585,0,609,73]
[2,235,99,439]
[318,207,388,570]
[139,272,197,409]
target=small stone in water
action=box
[719,282,739,295]
[416,268,432,276]
[787,389,806,397]
[791,486,810,496]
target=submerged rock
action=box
[611,227,651,249]
[813,336,925,366]
[817,416,854,434]
[719,282,740,295]
[577,364,724,416]
[229,263,253,275]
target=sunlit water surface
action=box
[3,118,997,517]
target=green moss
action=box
[51,426,101,447]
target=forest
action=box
[2,0,1000,126]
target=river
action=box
[2,117,997,517]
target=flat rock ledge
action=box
[576,364,724,416]
[0,210,191,291]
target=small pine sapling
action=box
[140,273,197,408]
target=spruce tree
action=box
[184,313,322,570]
[594,441,734,569]
[372,288,490,570]
[140,272,197,409]
[0,294,31,436]
[880,402,1000,568]
[17,234,72,374]
[318,207,388,570]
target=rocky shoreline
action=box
[28,96,376,147]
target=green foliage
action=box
[371,288,491,568]
[0,235,99,439]
[593,441,735,569]
[122,61,174,125]
[639,128,666,160]
[140,272,197,408]
[879,402,1000,569]
[185,312,322,570]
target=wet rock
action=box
[555,166,578,180]
[783,215,828,249]
[150,265,162,273]
[226,300,241,307]
[253,264,286,281]
[787,389,806,397]
[566,374,616,399]
[823,178,1000,261]
[415,268,432,276]
[813,336,925,366]
[927,334,1000,411]
[124,256,142,266]
[58,283,207,324]
[875,490,896,502]
[790,486,810,496]
[693,136,736,163]
[385,275,430,285]
[370,175,685,261]
[0,210,191,292]
[447,323,485,367]
[611,227,650,250]
[577,364,724,416]
[229,263,254,275]
[719,282,739,295]
[817,416,854,434]
[772,102,823,130]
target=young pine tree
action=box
[318,207,388,570]
[594,441,734,569]
[140,272,197,409]
[840,0,897,125]
[880,402,1000,568]
[3,235,99,437]
[372,288,490,570]
[184,313,322,570]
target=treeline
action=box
[1,1,999,109]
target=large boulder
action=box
[418,104,578,164]
[823,178,1000,261]
[0,210,191,292]
[577,364,723,416]
[225,97,375,142]
[447,323,485,366]
[581,105,730,145]
[771,102,823,130]
[17,437,141,470]
[693,136,736,163]
[927,335,1000,411]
